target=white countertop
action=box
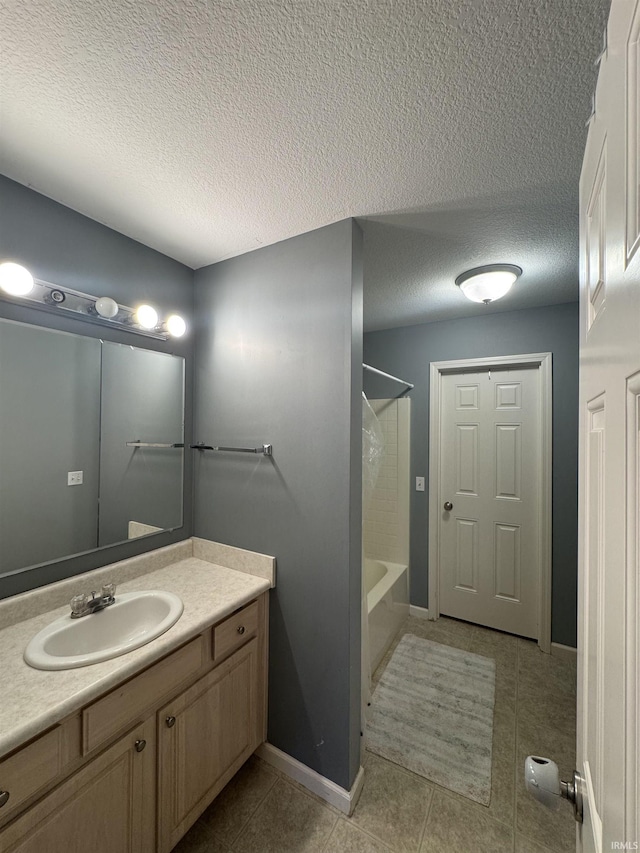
[0,557,270,759]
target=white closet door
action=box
[439,367,540,638]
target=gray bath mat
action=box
[367,634,496,805]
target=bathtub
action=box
[364,558,409,673]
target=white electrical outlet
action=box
[67,471,83,486]
[415,476,425,492]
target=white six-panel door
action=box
[438,366,541,638]
[577,0,640,849]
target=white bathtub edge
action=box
[256,743,365,815]
[409,605,430,620]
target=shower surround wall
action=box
[363,398,410,567]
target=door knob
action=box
[524,756,583,823]
[443,501,453,511]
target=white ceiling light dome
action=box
[455,264,523,304]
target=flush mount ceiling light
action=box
[455,264,523,304]
[0,260,187,340]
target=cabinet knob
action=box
[166,715,176,728]
[237,625,245,635]
[0,790,10,808]
[134,739,146,753]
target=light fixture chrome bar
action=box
[362,363,414,390]
[0,277,170,340]
[126,441,185,448]
[190,443,273,457]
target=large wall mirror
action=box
[0,318,185,577]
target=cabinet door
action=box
[157,638,259,853]
[0,718,155,853]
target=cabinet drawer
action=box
[213,600,258,662]
[83,634,206,755]
[0,716,81,825]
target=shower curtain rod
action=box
[362,363,414,390]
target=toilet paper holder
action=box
[524,756,584,823]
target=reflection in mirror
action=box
[0,319,185,577]
[99,342,184,546]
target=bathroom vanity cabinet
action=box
[0,594,268,853]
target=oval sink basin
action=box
[24,590,184,670]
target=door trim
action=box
[428,352,553,653]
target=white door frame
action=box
[428,352,553,653]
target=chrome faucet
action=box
[70,583,116,618]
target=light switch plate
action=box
[416,476,425,492]
[67,471,83,486]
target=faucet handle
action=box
[70,593,87,617]
[101,583,116,601]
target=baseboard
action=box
[551,642,577,661]
[409,605,430,620]
[256,743,364,816]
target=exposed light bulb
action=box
[94,296,119,318]
[166,314,186,338]
[0,262,34,296]
[135,304,158,329]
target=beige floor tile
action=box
[233,778,338,853]
[471,627,519,670]
[259,762,342,814]
[349,753,433,853]
[516,706,576,852]
[407,616,477,652]
[515,774,576,851]
[323,818,392,852]
[170,819,230,853]
[493,694,517,744]
[517,640,576,703]
[517,718,575,779]
[515,831,568,852]
[420,789,513,853]
[200,755,278,843]
[517,683,576,739]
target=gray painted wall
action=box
[0,321,101,573]
[363,302,579,647]
[194,219,363,791]
[0,176,194,599]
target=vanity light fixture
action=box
[0,260,187,340]
[0,261,34,296]
[135,303,159,330]
[455,264,522,304]
[94,296,119,319]
[165,314,187,338]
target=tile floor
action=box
[172,615,577,853]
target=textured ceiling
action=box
[0,0,609,330]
